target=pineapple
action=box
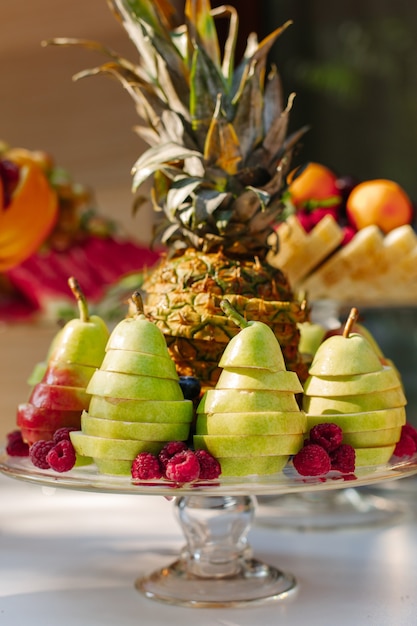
[48,0,310,386]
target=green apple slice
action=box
[196,411,307,435]
[29,383,90,411]
[303,387,407,414]
[88,396,193,423]
[308,333,383,376]
[343,427,402,448]
[217,368,303,392]
[81,413,190,441]
[70,431,164,459]
[354,445,396,467]
[217,455,289,477]
[86,370,184,400]
[219,321,286,371]
[101,349,178,380]
[194,433,304,457]
[306,407,406,433]
[106,317,170,357]
[303,366,400,397]
[198,389,301,413]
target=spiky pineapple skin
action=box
[143,248,309,386]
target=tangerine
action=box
[346,179,413,233]
[287,162,340,208]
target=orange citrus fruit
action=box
[287,162,340,208]
[346,179,413,233]
[0,161,58,272]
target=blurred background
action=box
[3,0,417,237]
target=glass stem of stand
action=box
[176,494,254,578]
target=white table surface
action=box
[1,471,417,626]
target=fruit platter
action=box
[2,0,417,609]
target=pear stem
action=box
[131,291,145,316]
[220,298,249,330]
[68,276,89,323]
[343,307,359,338]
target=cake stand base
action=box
[255,488,407,532]
[136,494,297,608]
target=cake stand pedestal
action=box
[1,449,417,608]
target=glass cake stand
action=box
[2,448,417,608]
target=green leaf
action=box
[185,0,221,68]
[131,142,202,191]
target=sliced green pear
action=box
[342,427,402,448]
[106,317,169,357]
[101,349,178,380]
[81,413,190,441]
[217,455,289,477]
[29,383,91,411]
[218,320,286,371]
[43,361,97,387]
[217,368,303,392]
[309,333,383,376]
[88,396,193,423]
[298,322,326,356]
[354,445,396,467]
[303,387,407,414]
[306,406,406,433]
[95,458,134,476]
[70,431,164,460]
[304,367,400,397]
[86,370,184,401]
[196,411,306,436]
[198,389,301,414]
[194,433,304,457]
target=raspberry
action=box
[393,433,417,458]
[131,452,163,480]
[165,450,201,483]
[330,444,356,473]
[194,449,221,479]
[29,440,55,469]
[158,441,189,475]
[6,430,29,457]
[401,423,417,447]
[293,444,331,476]
[53,427,78,444]
[309,423,343,452]
[46,440,76,473]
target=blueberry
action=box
[179,376,201,401]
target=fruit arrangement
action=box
[194,300,306,476]
[302,308,407,466]
[16,277,109,444]
[269,162,417,305]
[0,142,160,322]
[45,0,310,390]
[70,291,195,475]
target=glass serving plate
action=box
[2,447,417,609]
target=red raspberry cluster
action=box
[28,427,77,473]
[393,423,417,458]
[293,423,356,477]
[131,441,221,483]
[6,430,30,457]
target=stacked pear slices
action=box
[70,293,193,475]
[194,300,306,477]
[17,278,109,444]
[303,308,406,466]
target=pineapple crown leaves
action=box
[44,0,308,258]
